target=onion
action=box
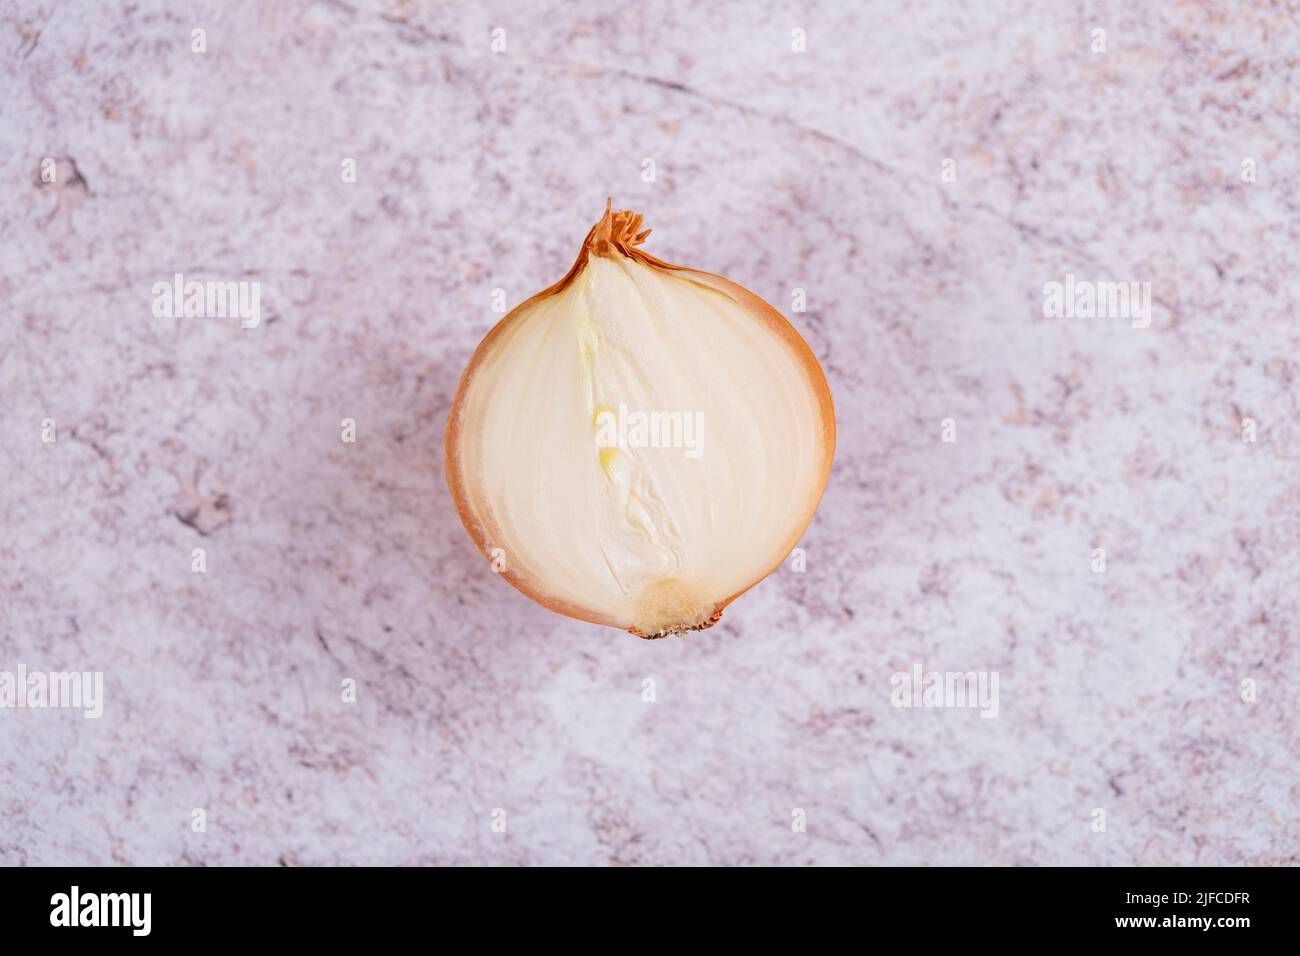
[445,201,835,638]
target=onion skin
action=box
[445,200,836,638]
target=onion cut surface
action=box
[445,202,835,638]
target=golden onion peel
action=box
[445,201,835,638]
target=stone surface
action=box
[0,0,1296,865]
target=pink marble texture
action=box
[0,0,1296,865]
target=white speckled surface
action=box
[1,0,1297,865]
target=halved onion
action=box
[445,201,835,638]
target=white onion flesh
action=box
[446,203,835,638]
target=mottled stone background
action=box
[1,0,1297,865]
